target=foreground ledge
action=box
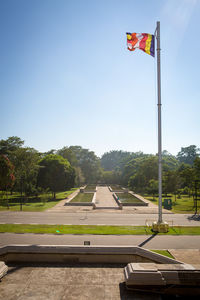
[0,245,180,264]
[124,262,200,296]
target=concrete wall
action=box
[65,192,96,208]
[112,193,123,209]
[113,192,148,207]
[108,186,128,193]
[0,245,181,265]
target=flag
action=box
[126,32,155,57]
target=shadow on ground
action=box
[187,214,200,222]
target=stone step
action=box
[125,262,200,287]
[0,261,8,280]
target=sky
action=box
[1,0,200,158]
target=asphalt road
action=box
[0,211,200,226]
[1,233,200,249]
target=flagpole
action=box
[156,21,163,224]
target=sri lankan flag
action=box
[126,32,155,57]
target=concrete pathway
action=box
[1,233,200,249]
[0,264,160,300]
[95,186,118,209]
[169,249,200,264]
[46,189,80,212]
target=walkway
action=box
[0,264,160,300]
[95,186,118,209]
[1,233,200,249]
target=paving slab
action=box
[0,264,161,300]
[169,249,200,264]
[95,186,119,208]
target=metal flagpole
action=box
[156,21,163,224]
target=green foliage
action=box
[162,170,180,196]
[194,157,200,179]
[68,146,101,183]
[37,154,75,198]
[57,146,78,166]
[0,189,77,211]
[101,150,135,171]
[12,147,40,196]
[0,155,15,190]
[0,136,24,156]
[177,145,200,165]
[128,156,158,193]
[1,137,199,206]
[100,170,121,184]
[147,179,158,199]
[178,163,195,191]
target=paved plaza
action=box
[0,263,163,300]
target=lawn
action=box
[151,250,174,259]
[70,193,93,203]
[84,185,96,191]
[110,185,124,191]
[0,188,78,212]
[116,192,143,203]
[144,194,199,214]
[1,224,200,235]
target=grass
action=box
[84,185,96,191]
[110,185,124,191]
[1,224,200,235]
[116,193,143,203]
[144,194,199,214]
[0,189,78,212]
[151,250,174,259]
[70,193,93,203]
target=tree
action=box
[147,179,158,200]
[0,155,15,190]
[57,147,77,166]
[177,145,200,165]
[128,156,158,193]
[194,157,200,179]
[0,136,24,156]
[37,154,75,198]
[162,151,179,171]
[0,155,15,208]
[100,150,145,172]
[68,146,101,183]
[162,170,180,199]
[11,147,40,196]
[178,163,195,188]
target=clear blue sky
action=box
[1,0,199,157]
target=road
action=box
[0,233,200,249]
[0,211,200,226]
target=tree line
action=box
[0,137,100,199]
[0,136,200,200]
[101,147,200,198]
